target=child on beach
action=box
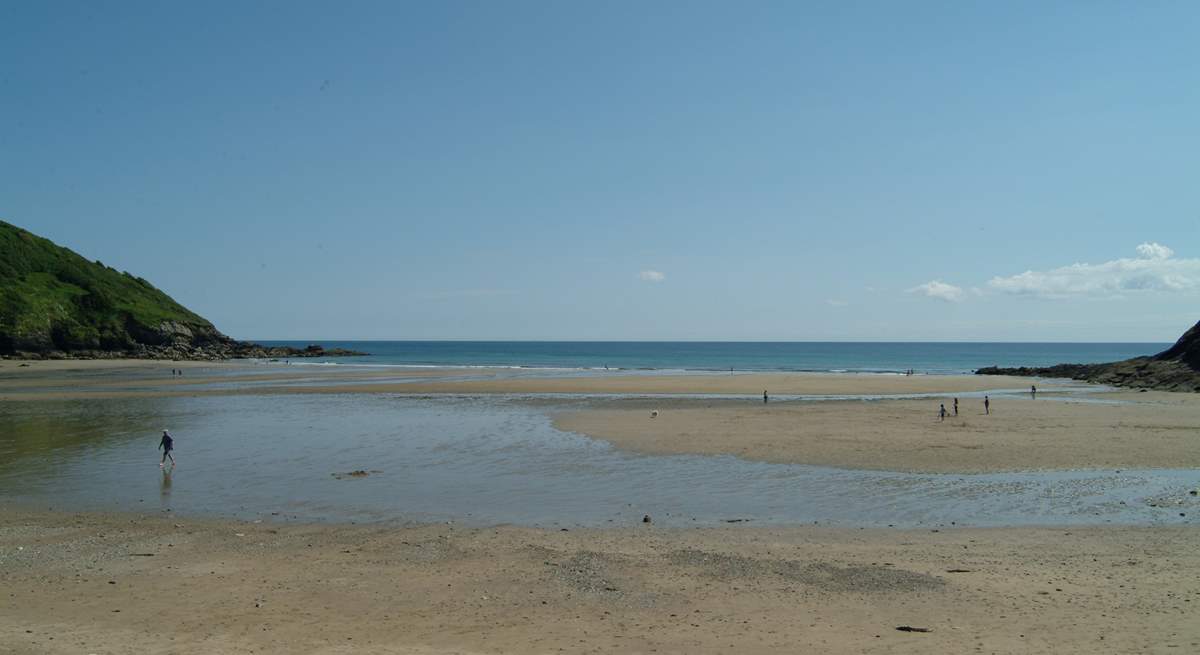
[984,396,990,415]
[939,404,947,421]
[158,429,175,467]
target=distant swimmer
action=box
[939,404,947,422]
[984,395,990,415]
[953,398,958,416]
[1031,384,1037,399]
[158,429,175,467]
[763,390,769,404]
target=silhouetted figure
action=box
[763,390,768,404]
[939,404,947,422]
[1031,384,1037,399]
[984,395,990,415]
[953,398,958,416]
[158,429,175,467]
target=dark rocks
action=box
[977,320,1200,392]
[3,339,367,362]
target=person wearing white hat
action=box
[158,429,175,467]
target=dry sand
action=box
[555,393,1200,473]
[2,508,1197,654]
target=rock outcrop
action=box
[977,320,1200,392]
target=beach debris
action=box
[896,626,932,633]
[1190,490,1198,496]
[650,410,659,418]
[642,514,652,524]
[128,553,155,557]
[945,568,971,573]
[723,518,751,523]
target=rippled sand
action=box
[3,508,1197,654]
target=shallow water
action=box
[0,394,1195,528]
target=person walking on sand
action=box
[953,398,958,416]
[984,396,990,415]
[158,429,175,467]
[939,404,947,422]
[763,390,769,404]
[1031,384,1037,399]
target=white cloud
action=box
[907,280,964,302]
[826,299,849,307]
[988,243,1200,298]
[1136,242,1174,260]
[638,270,665,283]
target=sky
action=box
[2,1,1198,342]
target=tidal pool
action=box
[1,394,1195,528]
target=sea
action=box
[256,341,1169,375]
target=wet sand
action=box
[0,359,1041,400]
[2,508,1197,654]
[555,393,1200,473]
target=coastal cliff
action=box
[0,220,364,360]
[977,320,1200,392]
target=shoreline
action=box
[3,506,1197,654]
[0,362,1054,401]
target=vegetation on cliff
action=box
[0,220,363,360]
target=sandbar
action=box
[555,392,1200,472]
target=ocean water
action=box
[257,341,1168,375]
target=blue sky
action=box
[2,1,1198,341]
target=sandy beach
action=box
[555,392,1200,472]
[4,362,1200,653]
[4,361,1199,474]
[0,359,1043,400]
[3,508,1198,654]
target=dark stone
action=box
[976,320,1200,392]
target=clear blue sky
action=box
[3,1,1198,341]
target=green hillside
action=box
[0,220,223,354]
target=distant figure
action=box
[984,395,990,415]
[953,398,958,416]
[763,390,768,404]
[939,404,947,421]
[158,429,175,467]
[1031,384,1037,399]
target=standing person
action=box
[1031,384,1037,399]
[939,404,947,422]
[953,398,958,416]
[763,390,768,404]
[158,429,175,467]
[984,396,990,415]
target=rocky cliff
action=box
[0,220,364,360]
[976,320,1200,392]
